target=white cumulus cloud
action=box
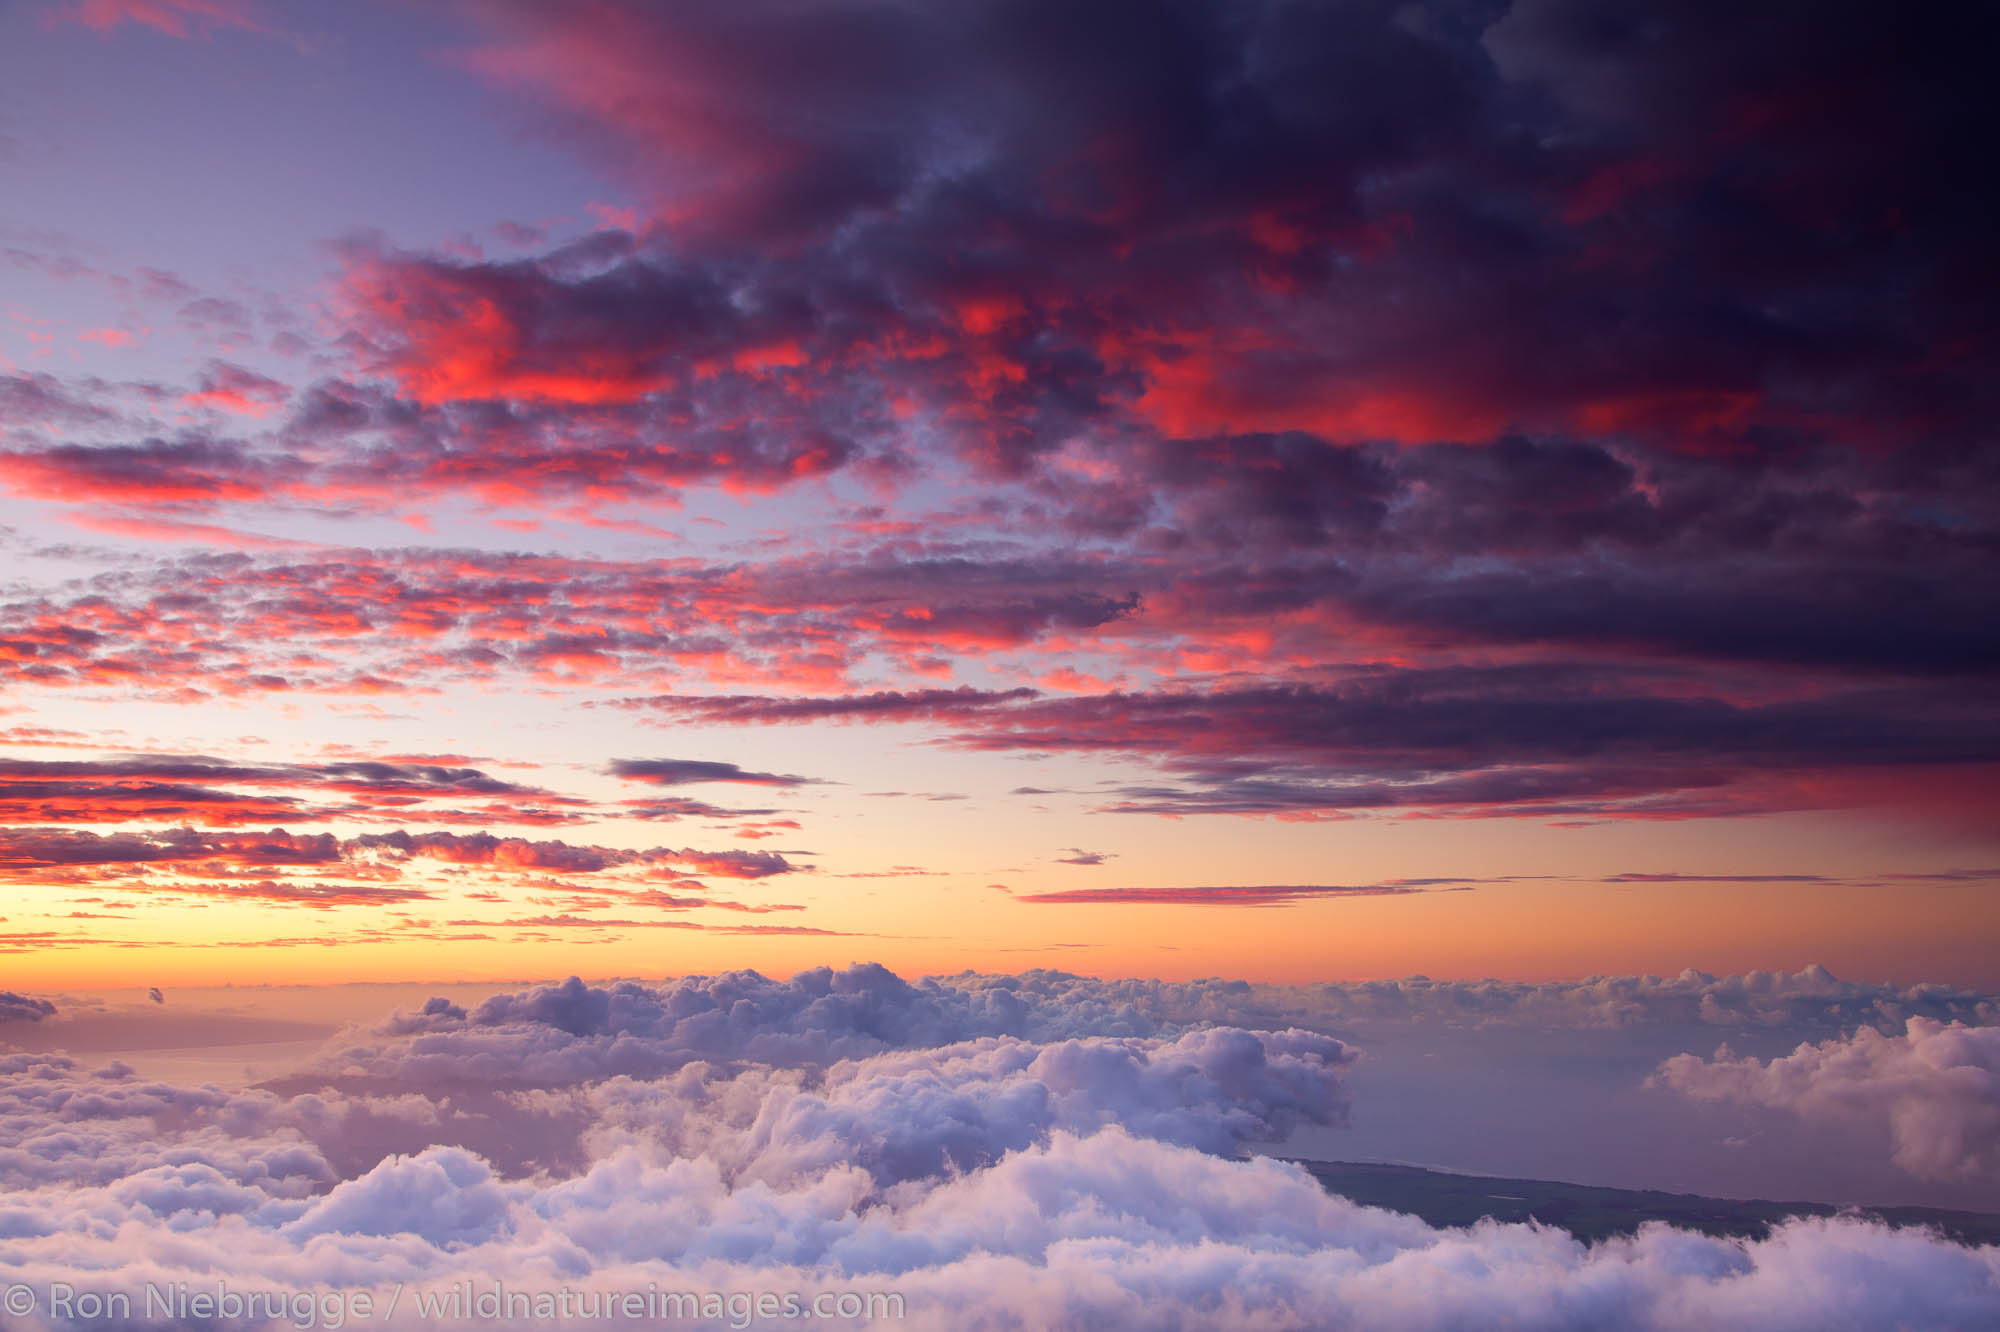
[1656,1018,2000,1184]
[1,965,1996,1329]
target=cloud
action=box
[3,535,1991,830]
[615,686,1043,725]
[311,964,1999,1103]
[1304,964,2000,1033]
[0,753,575,827]
[1054,848,1112,866]
[450,913,835,936]
[662,847,794,879]
[617,794,783,822]
[0,826,344,871]
[49,0,263,39]
[263,0,1993,521]
[148,877,443,909]
[12,1126,2000,1329]
[10,420,1995,700]
[0,825,799,922]
[1017,884,1427,907]
[349,829,629,874]
[1606,873,1837,884]
[608,758,815,787]
[0,372,115,426]
[621,670,2000,823]
[311,965,1252,1089]
[0,434,297,506]
[183,360,289,416]
[0,966,1997,1328]
[967,965,2000,1036]
[0,992,56,1023]
[1657,1019,2000,1184]
[0,0,1931,797]
[3,0,1996,743]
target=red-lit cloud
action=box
[0,820,806,922]
[4,0,1994,870]
[184,361,289,416]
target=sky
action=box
[2,3,1999,1326]
[1,0,1996,994]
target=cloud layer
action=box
[3,965,1999,1329]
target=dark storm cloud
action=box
[11,0,2000,528]
[386,0,2000,478]
[25,5,1920,516]
[2,0,1991,834]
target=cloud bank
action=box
[3,965,1998,1328]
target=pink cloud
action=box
[51,0,261,38]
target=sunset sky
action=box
[5,6,2000,1329]
[4,0,1997,993]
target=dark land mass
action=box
[1292,1159,2000,1248]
